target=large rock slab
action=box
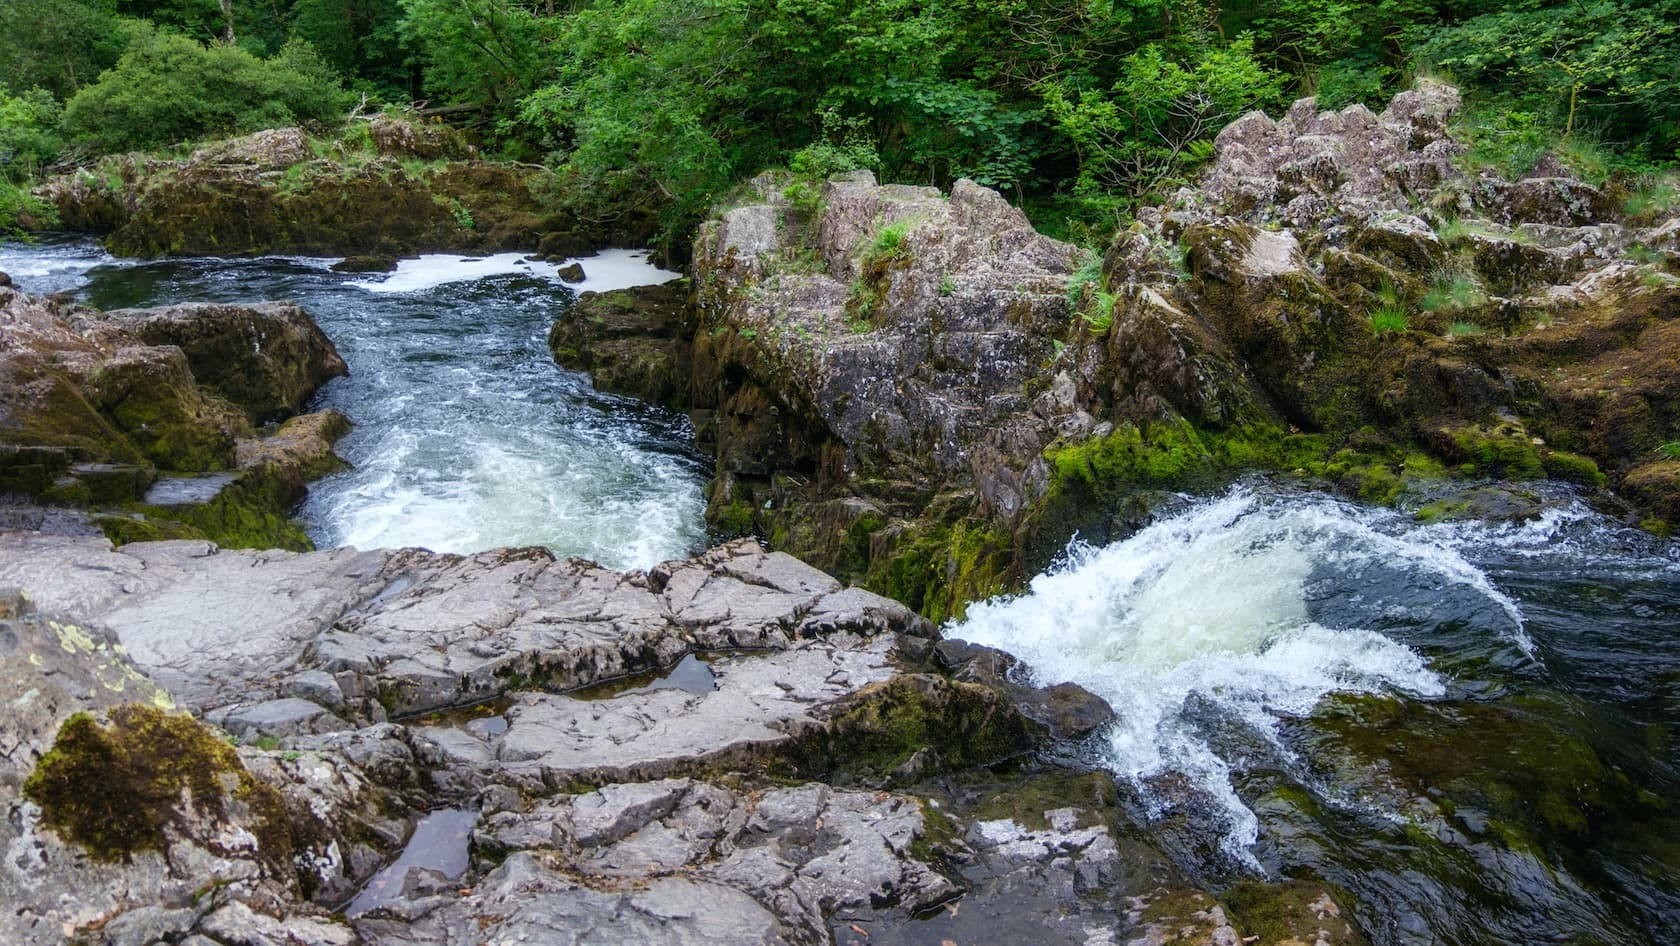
[480,636,899,787]
[0,535,928,728]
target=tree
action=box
[1415,0,1680,151]
[1045,37,1283,197]
[0,0,132,100]
[397,0,552,111]
[60,33,349,153]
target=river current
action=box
[0,239,708,569]
[3,239,1677,944]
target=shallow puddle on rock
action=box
[571,653,718,699]
[410,697,513,735]
[345,807,479,918]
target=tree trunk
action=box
[220,0,236,44]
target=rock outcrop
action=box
[0,533,1358,946]
[35,120,581,258]
[0,284,348,548]
[578,81,1680,625]
[548,281,693,407]
[102,301,348,421]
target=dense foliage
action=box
[0,0,1676,244]
[60,33,349,154]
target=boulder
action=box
[102,301,348,420]
[548,282,691,406]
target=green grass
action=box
[1082,290,1117,332]
[1421,273,1488,312]
[939,273,956,297]
[1658,441,1680,460]
[1447,321,1484,337]
[1623,177,1679,220]
[1436,217,1533,246]
[1368,304,1410,336]
[1066,253,1103,309]
[862,217,915,264]
[1625,244,1667,266]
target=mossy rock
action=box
[1221,879,1369,946]
[84,347,241,472]
[860,513,1015,624]
[23,704,292,871]
[161,464,314,551]
[0,355,145,473]
[1303,691,1669,852]
[785,674,1043,783]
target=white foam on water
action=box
[568,248,683,293]
[348,252,558,293]
[348,248,679,295]
[0,240,114,294]
[947,488,1539,863]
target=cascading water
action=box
[949,484,1680,943]
[0,239,708,569]
[6,238,1679,943]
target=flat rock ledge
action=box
[0,533,1353,946]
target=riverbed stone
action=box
[208,697,352,740]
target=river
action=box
[0,238,708,570]
[3,240,1677,944]
[951,485,1680,944]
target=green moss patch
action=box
[23,705,292,868]
[785,675,1042,783]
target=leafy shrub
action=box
[61,35,349,154]
[787,105,879,180]
[0,179,56,238]
[0,84,62,180]
[1044,38,1284,198]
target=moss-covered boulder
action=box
[548,282,692,407]
[0,284,347,549]
[83,346,241,471]
[37,126,564,258]
[104,301,348,421]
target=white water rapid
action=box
[949,487,1538,863]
